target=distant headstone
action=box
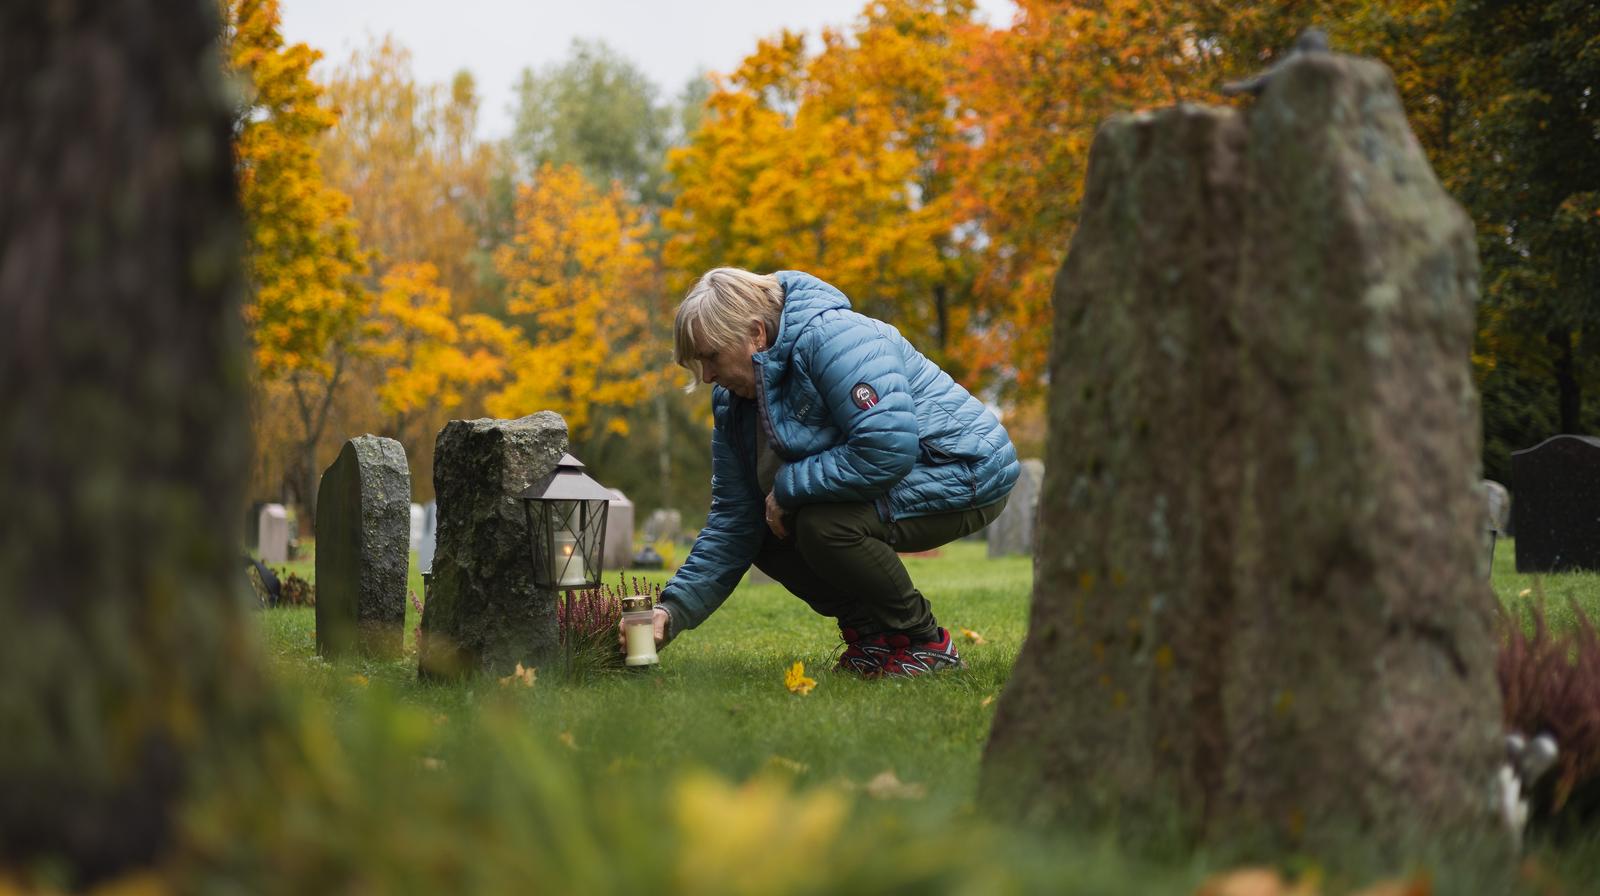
[1482,479,1511,535]
[315,436,410,658]
[1512,435,1600,573]
[603,488,634,570]
[987,459,1044,558]
[631,544,664,569]
[417,499,437,572]
[641,508,682,546]
[244,499,268,551]
[419,413,567,679]
[257,503,288,564]
[408,502,425,552]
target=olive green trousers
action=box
[752,496,1008,640]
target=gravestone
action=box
[408,502,425,553]
[1483,479,1511,535]
[419,413,567,679]
[1512,435,1600,572]
[983,49,1502,854]
[314,436,410,658]
[257,503,288,564]
[986,459,1044,558]
[244,499,268,551]
[417,499,437,572]
[642,508,682,546]
[603,489,634,570]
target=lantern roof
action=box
[518,452,614,502]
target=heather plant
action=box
[1499,595,1600,835]
[280,571,315,607]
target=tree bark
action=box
[0,0,260,885]
[1550,328,1581,434]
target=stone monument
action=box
[419,412,567,679]
[257,503,288,565]
[986,459,1043,558]
[603,488,634,571]
[314,436,410,658]
[1512,435,1600,572]
[982,47,1503,855]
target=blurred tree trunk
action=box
[0,0,261,886]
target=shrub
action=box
[1499,598,1600,832]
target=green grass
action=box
[1490,536,1600,631]
[227,538,1600,894]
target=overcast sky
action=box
[281,0,1017,141]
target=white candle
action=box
[623,608,658,667]
[554,532,587,587]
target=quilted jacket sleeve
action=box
[773,319,918,507]
[659,395,763,630]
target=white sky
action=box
[281,0,1018,141]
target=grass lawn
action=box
[232,536,1600,893]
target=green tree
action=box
[510,38,670,205]
[1453,0,1600,436]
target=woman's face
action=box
[695,322,766,399]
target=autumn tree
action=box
[1,0,261,883]
[366,262,523,447]
[490,164,662,438]
[320,36,501,312]
[664,1,979,376]
[227,0,367,528]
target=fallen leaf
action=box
[1351,877,1430,896]
[347,674,369,687]
[784,661,816,696]
[499,662,536,688]
[421,757,445,771]
[981,695,995,708]
[559,731,579,750]
[960,627,988,645]
[1517,588,1533,598]
[1193,868,1289,896]
[865,769,927,800]
[763,755,810,777]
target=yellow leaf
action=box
[960,626,988,644]
[981,695,995,708]
[784,661,817,695]
[499,662,536,688]
[1517,588,1532,598]
[347,674,369,687]
[864,769,926,800]
[559,731,579,750]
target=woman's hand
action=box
[616,606,674,652]
[765,491,789,538]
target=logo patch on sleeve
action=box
[851,382,879,410]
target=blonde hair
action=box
[673,268,784,385]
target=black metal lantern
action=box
[518,453,612,590]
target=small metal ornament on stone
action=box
[518,453,613,591]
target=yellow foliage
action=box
[490,164,662,436]
[673,771,848,894]
[226,0,367,383]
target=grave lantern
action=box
[518,452,612,590]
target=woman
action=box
[643,268,1018,676]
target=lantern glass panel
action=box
[526,496,609,590]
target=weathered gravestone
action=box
[987,459,1044,558]
[408,502,425,553]
[604,488,635,570]
[257,503,288,564]
[419,413,567,679]
[1512,435,1600,572]
[982,49,1502,855]
[642,508,682,546]
[417,499,437,572]
[314,436,410,658]
[1483,479,1511,535]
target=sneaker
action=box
[835,626,891,677]
[879,627,963,677]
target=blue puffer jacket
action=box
[659,271,1020,631]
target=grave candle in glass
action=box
[622,595,658,667]
[554,530,587,587]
